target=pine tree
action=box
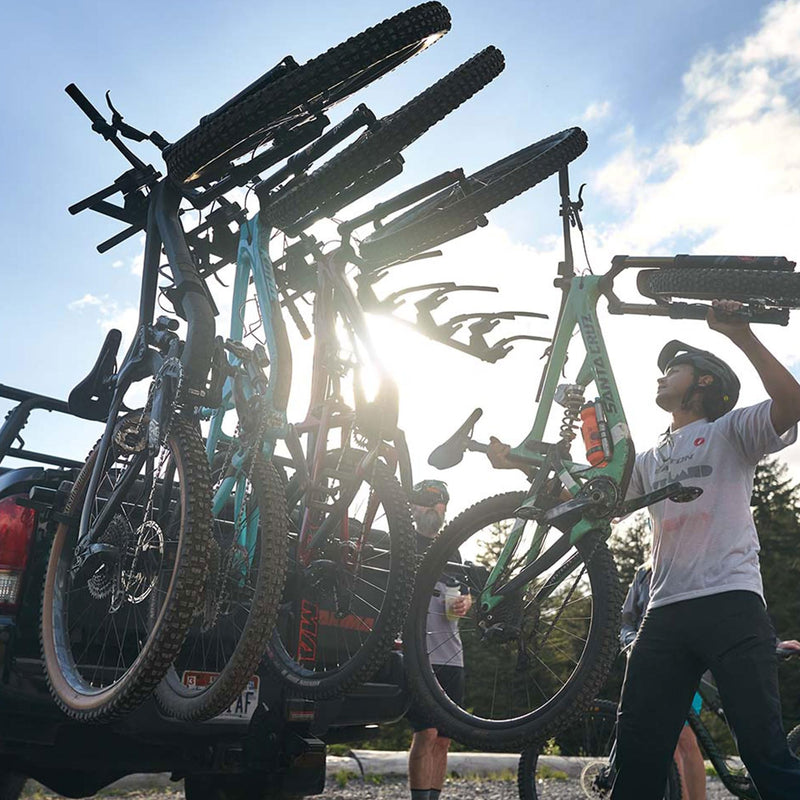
[751,458,800,730]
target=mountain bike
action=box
[517,647,800,800]
[188,194,425,702]
[150,24,505,708]
[354,144,800,748]
[40,2,456,722]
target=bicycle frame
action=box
[474,170,635,616]
[75,180,216,552]
[205,214,409,571]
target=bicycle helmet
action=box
[410,479,450,507]
[657,340,740,418]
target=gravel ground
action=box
[21,774,737,799]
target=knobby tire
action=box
[358,127,588,266]
[164,3,452,183]
[263,449,415,698]
[155,456,288,721]
[639,268,800,307]
[263,46,505,235]
[403,491,621,751]
[40,415,211,722]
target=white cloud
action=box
[583,100,611,122]
[406,0,800,507]
[68,293,103,311]
[130,235,146,276]
[590,0,800,260]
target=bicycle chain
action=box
[107,358,185,613]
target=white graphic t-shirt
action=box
[627,400,796,609]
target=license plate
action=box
[181,670,260,722]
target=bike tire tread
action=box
[164,3,452,183]
[40,417,212,722]
[262,46,505,235]
[404,491,621,751]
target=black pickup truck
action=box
[0,384,408,800]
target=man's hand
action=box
[778,639,800,652]
[451,593,472,617]
[486,436,520,470]
[707,299,752,343]
[707,298,800,434]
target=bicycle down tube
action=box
[476,272,635,617]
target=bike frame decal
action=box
[296,599,320,664]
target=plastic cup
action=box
[444,586,461,622]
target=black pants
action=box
[611,590,800,800]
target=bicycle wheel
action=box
[264,448,415,698]
[788,724,800,758]
[154,454,287,721]
[403,491,621,750]
[638,268,800,306]
[165,2,452,184]
[263,46,505,235]
[518,700,681,800]
[358,127,588,266]
[40,413,211,722]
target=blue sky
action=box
[2,0,799,513]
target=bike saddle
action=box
[68,328,122,421]
[428,408,483,469]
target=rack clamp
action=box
[411,284,498,333]
[433,311,550,362]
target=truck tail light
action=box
[0,496,36,611]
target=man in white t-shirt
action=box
[405,480,470,800]
[610,300,800,799]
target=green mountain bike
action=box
[355,146,800,749]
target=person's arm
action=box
[486,436,534,476]
[708,300,800,435]
[620,612,638,649]
[619,574,640,648]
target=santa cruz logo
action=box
[694,437,706,447]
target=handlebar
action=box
[65,84,148,171]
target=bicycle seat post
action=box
[557,165,576,282]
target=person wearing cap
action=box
[405,480,470,800]
[609,300,800,799]
[486,300,800,799]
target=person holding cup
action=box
[405,480,471,800]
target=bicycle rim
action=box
[264,449,415,698]
[40,414,211,721]
[155,455,287,721]
[404,491,621,749]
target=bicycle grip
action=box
[65,84,106,125]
